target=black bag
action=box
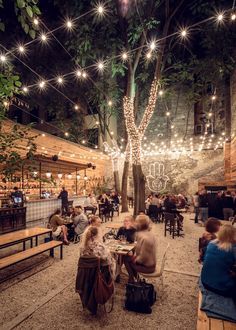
[125,280,157,314]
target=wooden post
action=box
[21,165,24,190]
[39,162,42,199]
[75,167,78,195]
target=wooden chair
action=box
[164,212,180,239]
[138,243,170,294]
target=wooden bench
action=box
[0,240,63,271]
[0,227,52,250]
[197,292,236,330]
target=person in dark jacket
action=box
[222,191,234,220]
[200,224,236,303]
[199,190,209,223]
[116,216,136,243]
[58,187,69,215]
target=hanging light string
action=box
[1,8,235,95]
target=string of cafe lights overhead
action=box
[0,6,235,97]
[1,4,235,159]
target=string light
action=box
[74,105,79,110]
[40,34,47,42]
[149,41,156,51]
[212,95,216,100]
[231,13,236,20]
[0,54,6,62]
[22,86,28,93]
[58,173,63,179]
[180,29,188,38]
[166,112,170,116]
[65,132,69,137]
[33,18,39,25]
[95,121,99,125]
[82,72,87,78]
[146,52,152,59]
[121,52,128,60]
[39,81,46,89]
[97,61,105,72]
[96,3,105,16]
[108,100,113,106]
[217,12,224,22]
[66,20,73,29]
[18,45,25,53]
[82,140,86,144]
[158,90,164,96]
[76,70,82,77]
[57,76,64,84]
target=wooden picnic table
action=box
[0,227,52,250]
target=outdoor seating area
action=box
[1,0,236,329]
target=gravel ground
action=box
[0,212,203,330]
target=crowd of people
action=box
[52,187,236,315]
[193,190,236,223]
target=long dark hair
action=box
[49,208,61,222]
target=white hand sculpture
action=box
[146,162,169,192]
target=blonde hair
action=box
[136,214,151,231]
[216,224,236,251]
[83,226,98,248]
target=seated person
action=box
[80,226,115,275]
[73,206,89,236]
[164,195,184,225]
[84,193,97,214]
[116,215,136,243]
[116,216,136,243]
[199,217,221,263]
[48,209,69,245]
[124,215,157,283]
[201,224,236,303]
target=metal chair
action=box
[138,243,170,294]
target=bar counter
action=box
[26,196,85,224]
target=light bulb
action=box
[76,70,82,77]
[82,72,87,78]
[76,174,81,180]
[97,5,104,14]
[33,18,39,25]
[84,175,88,181]
[18,45,25,53]
[166,112,170,116]
[65,132,69,137]
[212,95,216,100]
[41,34,47,42]
[0,55,6,62]
[23,86,28,93]
[231,14,236,20]
[82,140,86,144]
[57,76,63,84]
[74,105,79,110]
[158,90,164,96]
[146,52,152,59]
[66,20,73,29]
[58,173,63,179]
[122,52,128,60]
[181,29,187,37]
[217,13,224,21]
[97,61,105,71]
[150,41,156,50]
[39,81,46,89]
[46,172,51,178]
[108,100,113,106]
[67,174,72,179]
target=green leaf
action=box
[29,29,36,39]
[26,6,33,18]
[0,21,5,31]
[23,23,29,34]
[17,0,25,9]
[15,81,22,87]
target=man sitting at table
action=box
[84,193,97,214]
[73,206,89,236]
[48,208,69,245]
[116,216,136,243]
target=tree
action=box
[0,0,40,177]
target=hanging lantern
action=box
[84,175,88,181]
[68,173,72,179]
[58,173,63,179]
[76,174,81,180]
[46,172,51,178]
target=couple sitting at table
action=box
[79,214,157,283]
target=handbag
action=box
[94,257,114,306]
[125,279,157,314]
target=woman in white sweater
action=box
[124,214,157,282]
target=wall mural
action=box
[142,150,224,195]
[146,162,170,192]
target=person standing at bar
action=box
[58,187,69,215]
[199,190,209,224]
[222,191,234,220]
[10,186,24,207]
